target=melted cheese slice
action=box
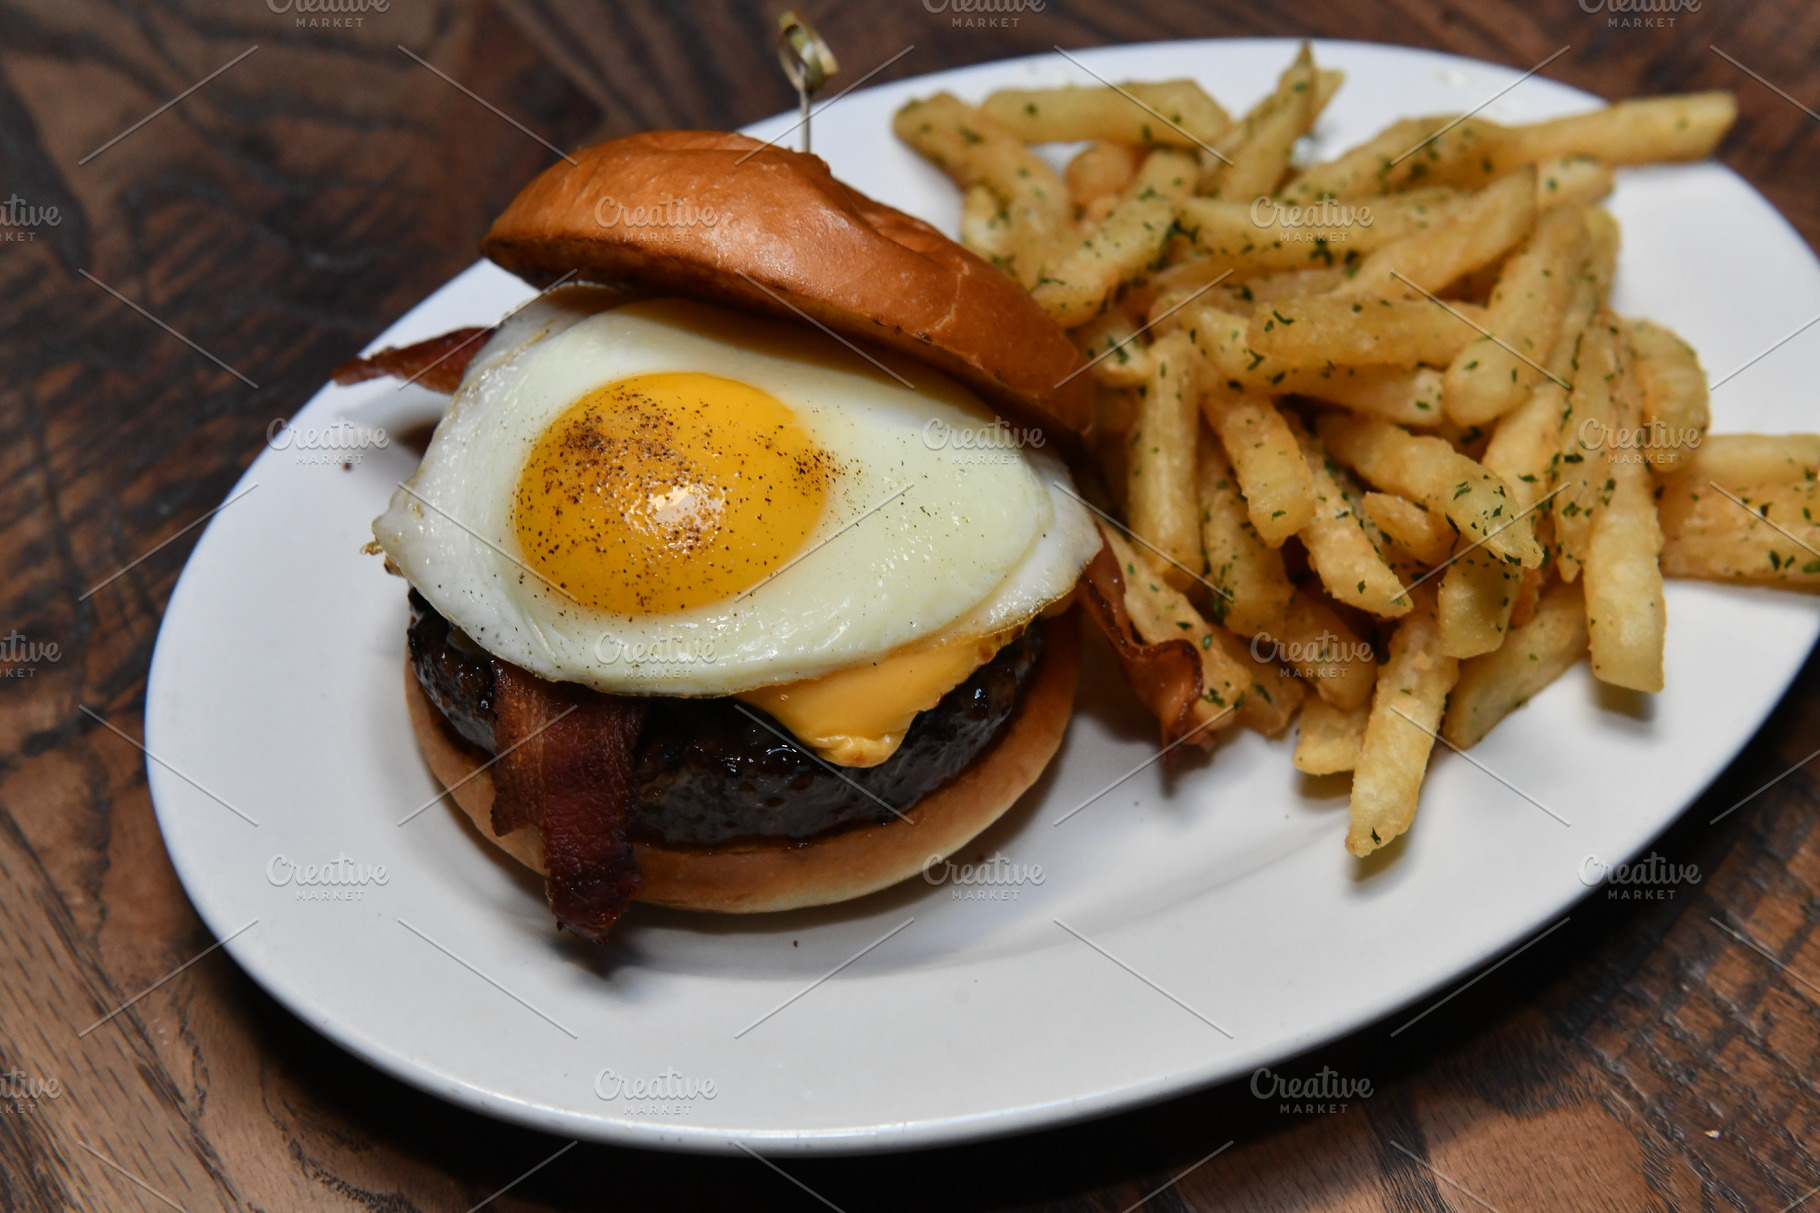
[736,627,1019,767]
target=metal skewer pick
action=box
[776,11,839,154]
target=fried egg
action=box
[374,289,1099,697]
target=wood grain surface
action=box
[1,0,1815,1209]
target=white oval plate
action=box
[146,38,1820,1153]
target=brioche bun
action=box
[480,130,1093,443]
[404,611,1080,913]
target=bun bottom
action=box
[403,609,1080,913]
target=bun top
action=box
[480,131,1092,439]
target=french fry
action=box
[1311,67,1345,118]
[1347,588,1458,856]
[1281,115,1497,201]
[1671,434,1820,487]
[1316,413,1543,567]
[1497,93,1737,167]
[1291,422,1413,617]
[1144,283,1216,339]
[1482,230,1604,521]
[1441,580,1588,748]
[1618,319,1709,475]
[1552,244,1607,376]
[1433,418,1494,458]
[1181,301,1312,382]
[1583,363,1666,693]
[1079,193,1121,231]
[1100,525,1249,732]
[1583,206,1621,298]
[1281,116,1444,200]
[1247,296,1490,369]
[1201,390,1317,546]
[1032,149,1199,326]
[1334,167,1538,301]
[1443,205,1587,425]
[1482,386,1567,516]
[894,94,1069,288]
[1535,156,1614,212]
[1177,188,1466,274]
[1185,305,1443,420]
[1508,565,1546,628]
[1127,330,1204,584]
[1289,93,1729,209]
[1438,541,1522,658]
[1659,480,1820,586]
[1294,698,1371,774]
[1482,276,1599,514]
[1066,141,1144,211]
[1552,316,1622,581]
[1197,435,1293,637]
[1281,588,1378,710]
[1311,366,1447,427]
[982,81,1231,148]
[1210,626,1306,735]
[1202,44,1321,199]
[1387,119,1521,191]
[959,184,1013,265]
[1146,252,1240,301]
[1327,455,1390,555]
[1363,492,1455,564]
[1075,309,1152,389]
[1215,265,1351,306]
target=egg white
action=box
[374,291,1098,695]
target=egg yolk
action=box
[514,372,831,615]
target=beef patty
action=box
[407,591,1045,847]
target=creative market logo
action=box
[1579,853,1702,899]
[1578,0,1699,29]
[0,1070,62,1115]
[1252,1065,1373,1114]
[267,418,390,468]
[0,195,61,243]
[267,853,390,901]
[921,0,1044,29]
[1,631,60,680]
[922,852,1045,900]
[266,0,388,28]
[594,1067,718,1117]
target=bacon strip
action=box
[1077,540,1215,752]
[490,662,648,943]
[330,327,493,394]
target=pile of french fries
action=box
[895,46,1820,857]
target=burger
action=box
[342,132,1106,944]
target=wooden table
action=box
[3,0,1816,1208]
